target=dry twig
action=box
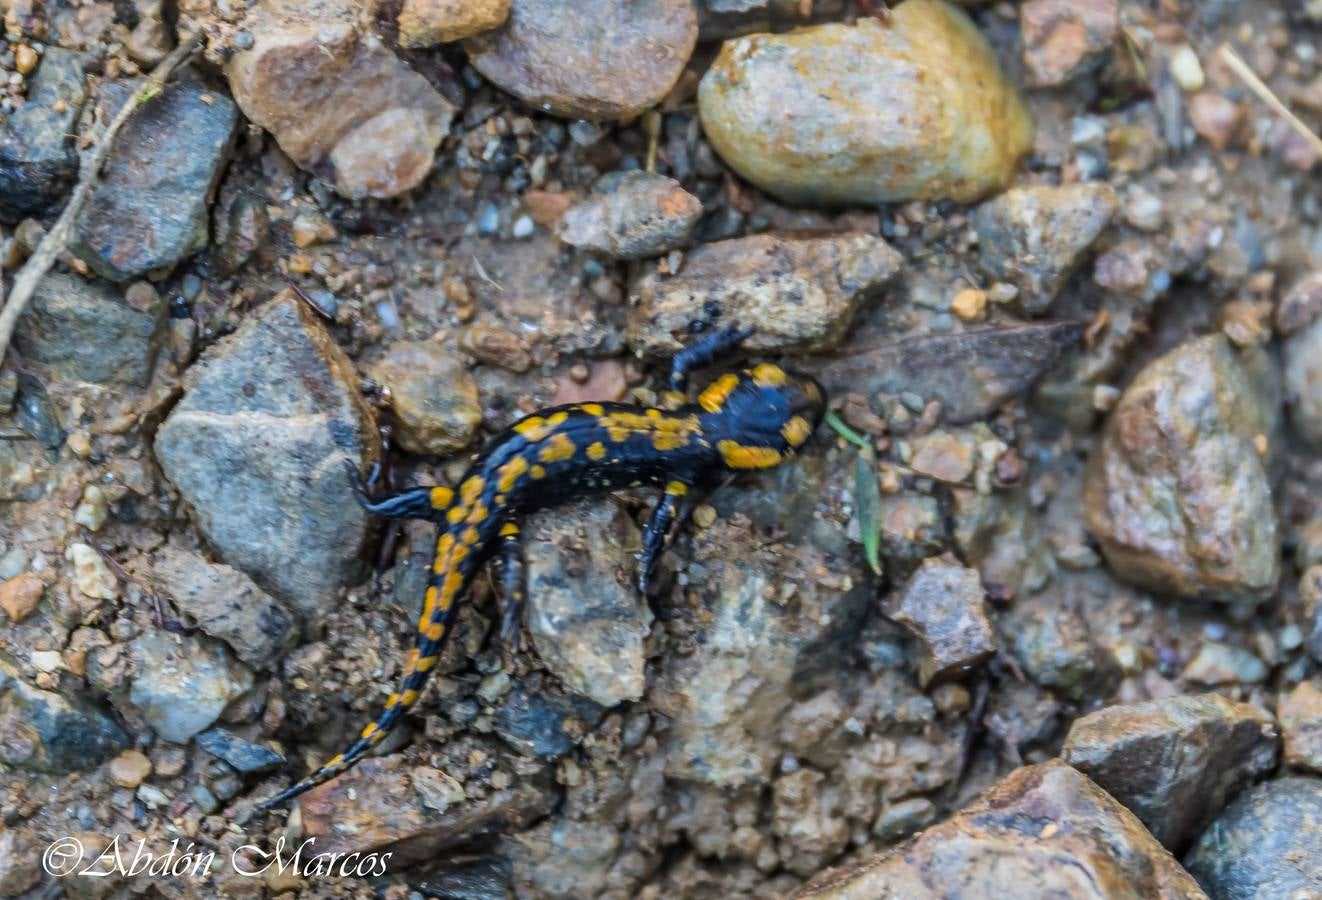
[0,32,202,363]
[1219,42,1322,159]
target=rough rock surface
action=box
[195,727,286,773]
[1279,680,1322,772]
[1061,693,1279,850]
[794,760,1204,898]
[557,171,702,260]
[1084,335,1280,602]
[14,271,166,386]
[1010,602,1118,700]
[369,341,482,456]
[0,657,128,773]
[886,555,995,687]
[698,1,1033,206]
[465,0,698,119]
[524,500,650,707]
[1020,0,1119,87]
[226,0,456,199]
[818,322,1084,423]
[0,47,88,222]
[974,183,1118,314]
[147,545,297,670]
[154,296,378,619]
[1284,311,1322,448]
[1184,776,1322,899]
[398,0,508,46]
[127,632,254,743]
[629,231,902,355]
[71,79,238,281]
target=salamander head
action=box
[698,363,827,470]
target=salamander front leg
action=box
[665,322,754,396]
[497,522,527,653]
[343,459,452,521]
[637,480,689,594]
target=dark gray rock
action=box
[14,270,166,385]
[127,631,254,743]
[1062,693,1279,851]
[0,48,88,222]
[495,685,603,759]
[71,78,238,281]
[154,295,378,620]
[195,727,285,773]
[1185,776,1322,898]
[0,657,128,773]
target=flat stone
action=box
[1061,693,1278,851]
[1084,335,1280,602]
[0,656,128,773]
[817,322,1084,424]
[1181,641,1269,685]
[154,295,378,620]
[14,271,166,386]
[70,79,238,281]
[398,0,508,46]
[524,500,650,707]
[195,727,286,773]
[465,0,697,119]
[108,749,152,788]
[128,632,254,743]
[0,47,88,222]
[698,2,1033,207]
[495,685,603,759]
[148,546,297,670]
[629,231,902,355]
[1184,776,1322,899]
[1280,680,1322,773]
[557,171,702,260]
[1020,0,1118,87]
[793,760,1205,899]
[226,0,456,199]
[369,342,481,456]
[974,183,1117,315]
[886,555,995,687]
[0,573,43,623]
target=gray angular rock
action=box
[494,685,603,759]
[630,231,902,355]
[195,727,286,773]
[128,632,254,743]
[0,47,88,222]
[557,171,702,260]
[14,270,166,385]
[71,79,238,281]
[886,555,996,687]
[154,295,378,620]
[1010,603,1118,700]
[0,657,128,773]
[148,545,297,669]
[974,182,1117,314]
[524,499,650,707]
[1061,693,1279,851]
[1185,776,1322,899]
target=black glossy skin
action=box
[259,326,826,808]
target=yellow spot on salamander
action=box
[539,432,576,463]
[547,411,570,426]
[496,455,529,493]
[665,480,688,496]
[426,623,445,641]
[530,465,546,479]
[400,689,419,706]
[460,476,485,503]
[717,439,783,469]
[600,410,701,446]
[751,363,787,387]
[429,486,453,509]
[416,655,438,672]
[500,522,519,537]
[361,722,378,738]
[781,415,813,447]
[514,416,546,436]
[466,500,488,524]
[447,505,467,524]
[699,373,741,413]
[587,441,607,461]
[580,403,604,416]
[385,692,400,708]
[461,526,479,545]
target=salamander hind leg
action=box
[497,522,527,654]
[666,322,754,395]
[343,459,453,521]
[637,481,689,594]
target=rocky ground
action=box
[1,0,1322,897]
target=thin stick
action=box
[1218,42,1322,159]
[0,33,202,363]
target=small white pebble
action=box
[511,215,535,239]
[1092,384,1121,412]
[1169,45,1205,92]
[30,650,62,673]
[73,485,108,531]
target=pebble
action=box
[630,231,902,355]
[1181,641,1270,685]
[1185,777,1322,898]
[1188,91,1245,151]
[465,0,698,119]
[369,341,482,455]
[149,546,297,670]
[793,760,1202,898]
[1284,303,1322,449]
[1019,0,1118,87]
[398,0,508,47]
[1169,45,1205,91]
[127,632,255,743]
[70,81,239,281]
[495,686,603,759]
[65,543,118,601]
[0,48,88,222]
[0,656,128,773]
[0,572,42,622]
[1010,604,1117,700]
[885,555,996,687]
[698,1,1033,206]
[907,432,974,484]
[1061,693,1278,851]
[226,0,456,198]
[973,183,1117,315]
[195,727,286,773]
[524,500,650,707]
[14,271,167,386]
[459,323,532,373]
[1279,680,1322,772]
[556,171,702,260]
[1084,335,1280,603]
[73,484,108,531]
[108,749,152,788]
[949,288,986,322]
[13,43,37,75]
[154,296,377,620]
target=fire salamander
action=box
[260,325,826,807]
